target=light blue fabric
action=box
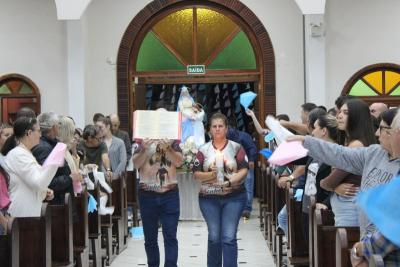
[277,205,288,237]
[264,132,275,142]
[239,91,257,110]
[259,148,272,159]
[244,168,254,212]
[330,193,359,227]
[357,176,400,247]
[88,193,97,213]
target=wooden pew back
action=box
[286,187,309,265]
[313,209,336,267]
[50,193,73,266]
[335,227,360,267]
[19,203,52,267]
[0,217,19,267]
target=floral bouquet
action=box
[179,136,198,172]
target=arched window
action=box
[135,7,257,73]
[0,74,41,123]
[342,63,400,106]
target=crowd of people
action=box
[0,92,399,267]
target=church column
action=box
[304,14,326,106]
[66,18,87,128]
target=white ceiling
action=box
[55,0,92,20]
[294,0,326,14]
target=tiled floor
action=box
[111,202,275,267]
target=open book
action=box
[133,110,182,140]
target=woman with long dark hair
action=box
[2,117,58,217]
[320,98,376,226]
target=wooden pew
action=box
[88,184,104,267]
[100,189,116,265]
[286,187,309,266]
[50,193,74,267]
[18,203,51,267]
[308,196,316,267]
[0,217,19,267]
[73,187,89,267]
[258,164,268,232]
[111,175,127,254]
[335,227,360,267]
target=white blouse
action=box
[4,145,58,217]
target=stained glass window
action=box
[136,7,257,72]
[349,69,400,96]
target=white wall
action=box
[325,0,400,107]
[84,0,305,123]
[241,0,305,122]
[84,0,152,123]
[0,0,69,115]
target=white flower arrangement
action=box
[179,136,198,172]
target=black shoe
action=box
[242,210,251,219]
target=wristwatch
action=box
[106,168,112,172]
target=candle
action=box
[215,150,224,168]
[215,150,224,182]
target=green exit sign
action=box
[187,65,206,75]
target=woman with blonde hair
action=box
[58,116,82,190]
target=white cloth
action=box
[5,146,58,217]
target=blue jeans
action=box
[277,205,288,237]
[244,168,254,213]
[139,190,180,267]
[330,193,359,227]
[199,192,246,267]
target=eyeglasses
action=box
[379,125,391,133]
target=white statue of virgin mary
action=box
[177,86,205,147]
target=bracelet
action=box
[289,174,295,182]
[106,168,111,171]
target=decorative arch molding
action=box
[116,0,275,131]
[0,73,41,97]
[341,63,400,105]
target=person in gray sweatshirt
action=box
[287,108,400,239]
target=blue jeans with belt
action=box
[139,189,180,267]
[199,191,246,267]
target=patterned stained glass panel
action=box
[197,8,238,64]
[136,31,185,71]
[208,31,256,70]
[153,9,193,64]
[349,79,378,96]
[19,83,34,94]
[363,71,383,94]
[385,71,400,94]
[7,81,22,93]
[390,85,400,96]
[0,84,11,94]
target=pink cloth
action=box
[73,180,83,194]
[0,172,11,210]
[268,141,308,166]
[43,142,67,168]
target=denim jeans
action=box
[277,205,288,237]
[244,168,254,213]
[139,189,180,267]
[199,191,246,267]
[330,193,359,227]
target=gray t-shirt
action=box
[303,136,400,238]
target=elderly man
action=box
[109,114,132,161]
[32,112,79,204]
[369,102,388,118]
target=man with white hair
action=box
[369,102,388,118]
[32,112,78,204]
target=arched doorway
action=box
[116,0,275,137]
[0,73,41,124]
[342,63,400,107]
